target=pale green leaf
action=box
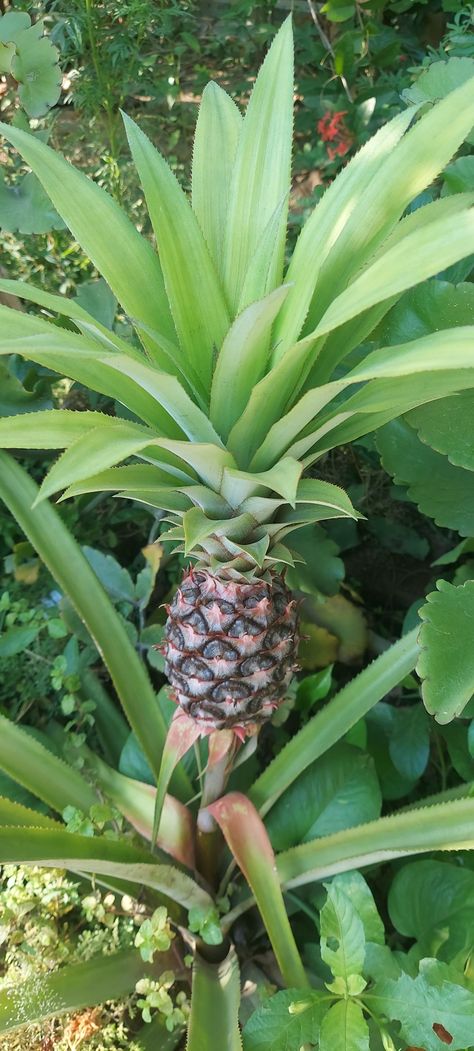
[238,197,289,312]
[210,284,290,439]
[273,107,416,360]
[377,418,474,536]
[0,120,177,358]
[221,458,302,507]
[367,962,474,1051]
[407,390,474,471]
[417,579,474,722]
[97,354,224,444]
[320,881,366,979]
[242,989,329,1051]
[320,1000,369,1051]
[222,17,293,313]
[0,409,144,451]
[301,73,474,365]
[123,112,229,392]
[309,206,474,342]
[192,82,242,277]
[61,463,192,499]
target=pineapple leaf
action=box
[182,507,255,555]
[296,73,474,372]
[273,106,417,361]
[0,409,125,450]
[61,463,193,500]
[96,354,225,444]
[209,793,308,989]
[238,195,289,312]
[295,479,361,518]
[210,284,291,439]
[222,16,293,313]
[123,112,230,394]
[0,713,97,814]
[0,331,184,432]
[35,421,166,503]
[0,825,213,910]
[155,441,236,490]
[253,327,474,469]
[115,489,192,514]
[0,120,178,360]
[221,457,302,507]
[310,206,474,342]
[0,278,139,356]
[186,947,242,1051]
[192,81,242,278]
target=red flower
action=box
[317,110,348,142]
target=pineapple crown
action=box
[1,19,474,575]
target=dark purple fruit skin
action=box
[163,570,299,731]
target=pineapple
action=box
[0,20,474,737]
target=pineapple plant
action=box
[0,17,474,741]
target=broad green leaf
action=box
[320,1000,369,1051]
[417,579,474,722]
[384,703,429,784]
[286,524,344,597]
[389,859,474,963]
[0,825,212,910]
[0,453,192,799]
[408,390,474,471]
[192,82,242,277]
[0,623,39,656]
[7,16,61,117]
[367,961,474,1051]
[379,279,474,346]
[443,155,474,194]
[0,949,160,1034]
[187,948,242,1051]
[273,108,416,359]
[0,121,177,359]
[0,714,97,814]
[211,285,290,439]
[222,17,293,313]
[209,794,308,989]
[82,546,135,604]
[250,628,419,815]
[242,989,329,1051]
[403,56,474,105]
[308,206,474,342]
[320,881,366,980]
[377,419,474,536]
[332,871,384,947]
[0,360,52,416]
[123,112,229,392]
[0,171,63,233]
[266,744,381,851]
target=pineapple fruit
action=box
[1,20,474,734]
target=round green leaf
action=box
[417,579,474,722]
[407,389,474,472]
